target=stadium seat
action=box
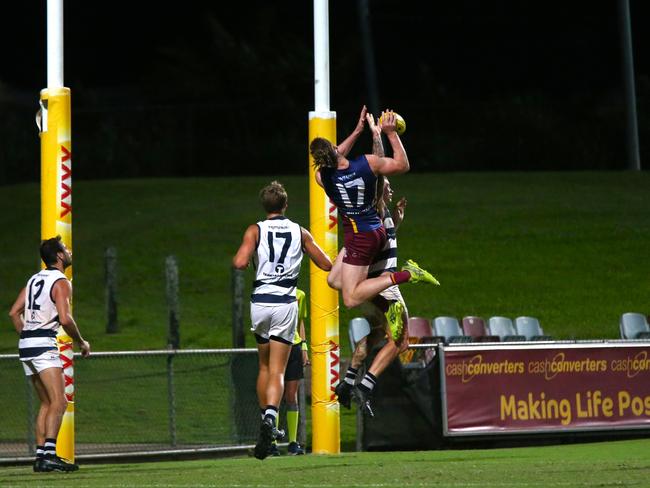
[407,317,434,338]
[462,316,499,342]
[619,313,650,339]
[515,316,553,341]
[348,317,371,350]
[488,316,525,342]
[433,316,472,343]
[400,317,440,366]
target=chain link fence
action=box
[0,349,275,461]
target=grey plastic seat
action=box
[515,316,552,341]
[488,316,525,342]
[348,317,371,349]
[620,313,650,339]
[433,316,471,343]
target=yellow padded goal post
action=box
[308,111,340,454]
[40,86,75,461]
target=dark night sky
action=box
[3,2,648,96]
[1,1,649,178]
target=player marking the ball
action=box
[311,105,439,318]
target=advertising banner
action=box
[442,343,650,435]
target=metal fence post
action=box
[231,267,245,347]
[166,256,180,349]
[167,353,177,447]
[105,246,118,333]
[165,256,180,448]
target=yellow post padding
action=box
[56,403,75,461]
[308,112,340,454]
[40,87,72,256]
[40,87,75,461]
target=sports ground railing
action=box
[0,349,273,462]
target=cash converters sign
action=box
[442,344,650,435]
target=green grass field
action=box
[2,438,650,487]
[1,172,649,354]
[0,172,650,480]
[1,172,649,453]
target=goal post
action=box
[41,0,75,462]
[308,112,340,454]
[40,86,75,462]
[309,0,341,455]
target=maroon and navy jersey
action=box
[320,155,381,233]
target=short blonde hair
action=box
[259,181,288,213]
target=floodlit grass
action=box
[2,438,650,487]
[1,172,648,353]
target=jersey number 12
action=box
[27,279,45,311]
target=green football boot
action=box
[401,259,440,286]
[386,300,405,341]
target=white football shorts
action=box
[250,301,298,344]
[21,350,63,376]
[379,284,405,304]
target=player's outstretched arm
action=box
[53,280,90,357]
[337,105,367,157]
[393,197,407,229]
[299,317,309,366]
[366,111,409,176]
[301,227,332,271]
[367,113,385,157]
[8,288,26,334]
[233,224,258,270]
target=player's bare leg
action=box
[336,317,384,409]
[340,260,440,309]
[31,375,51,472]
[351,336,370,369]
[256,342,270,409]
[39,368,67,443]
[326,248,346,290]
[335,334,369,409]
[32,375,50,446]
[266,340,291,408]
[38,367,78,472]
[284,380,299,405]
[340,263,395,308]
[353,305,409,417]
[331,253,398,324]
[255,339,291,460]
[368,307,410,378]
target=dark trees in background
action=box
[0,1,646,184]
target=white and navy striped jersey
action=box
[368,207,397,278]
[18,268,67,361]
[251,216,303,305]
